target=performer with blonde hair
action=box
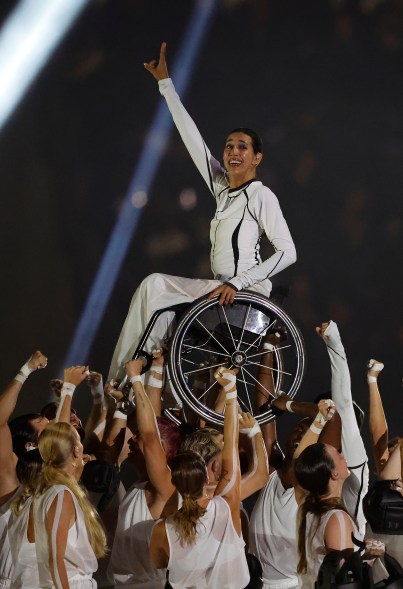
[34,422,107,589]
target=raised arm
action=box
[144,42,227,196]
[316,321,367,466]
[0,351,47,500]
[239,412,269,500]
[125,359,175,516]
[379,438,402,481]
[144,350,165,417]
[55,366,88,424]
[213,368,241,533]
[367,360,389,475]
[84,371,107,446]
[293,399,336,462]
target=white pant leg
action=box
[108,273,272,381]
[108,274,223,380]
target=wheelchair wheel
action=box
[167,291,305,426]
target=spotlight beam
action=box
[63,0,217,369]
[0,0,89,131]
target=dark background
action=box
[0,0,402,445]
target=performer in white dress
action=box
[294,442,356,589]
[108,43,296,380]
[0,351,47,589]
[34,422,107,589]
[150,368,250,589]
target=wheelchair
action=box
[129,290,305,427]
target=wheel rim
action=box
[167,292,305,426]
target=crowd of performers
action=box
[1,320,402,589]
[2,43,402,589]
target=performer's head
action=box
[223,128,263,182]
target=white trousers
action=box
[108,273,271,381]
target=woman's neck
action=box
[228,173,256,189]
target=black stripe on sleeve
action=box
[203,141,214,195]
[266,251,284,279]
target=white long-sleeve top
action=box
[159,78,297,292]
[323,321,369,536]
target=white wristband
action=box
[15,362,34,383]
[226,390,237,400]
[367,375,377,384]
[14,374,26,384]
[263,342,275,351]
[113,409,127,420]
[20,363,33,378]
[285,400,294,413]
[148,376,163,389]
[150,365,163,374]
[61,383,76,397]
[224,381,236,392]
[240,423,261,438]
[315,411,327,425]
[130,375,142,384]
[310,423,323,435]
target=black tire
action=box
[167,291,305,426]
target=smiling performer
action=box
[109,42,296,381]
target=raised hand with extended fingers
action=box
[144,41,169,81]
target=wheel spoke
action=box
[195,318,231,355]
[196,378,219,402]
[236,304,251,351]
[240,367,254,414]
[182,343,230,358]
[247,343,292,360]
[220,306,237,351]
[183,361,224,376]
[245,359,292,377]
[181,357,208,367]
[242,366,276,399]
[243,318,278,354]
[242,325,270,354]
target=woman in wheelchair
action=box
[108,42,296,382]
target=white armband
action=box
[285,400,294,413]
[130,375,143,384]
[60,382,76,398]
[14,362,34,383]
[310,423,324,435]
[226,390,237,400]
[113,409,127,420]
[240,422,261,438]
[148,376,163,389]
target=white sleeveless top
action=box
[0,488,21,587]
[8,497,39,589]
[249,471,299,587]
[33,485,97,588]
[107,482,167,589]
[300,509,356,589]
[165,496,250,589]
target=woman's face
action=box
[29,415,49,436]
[326,444,350,482]
[223,132,260,181]
[73,429,84,478]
